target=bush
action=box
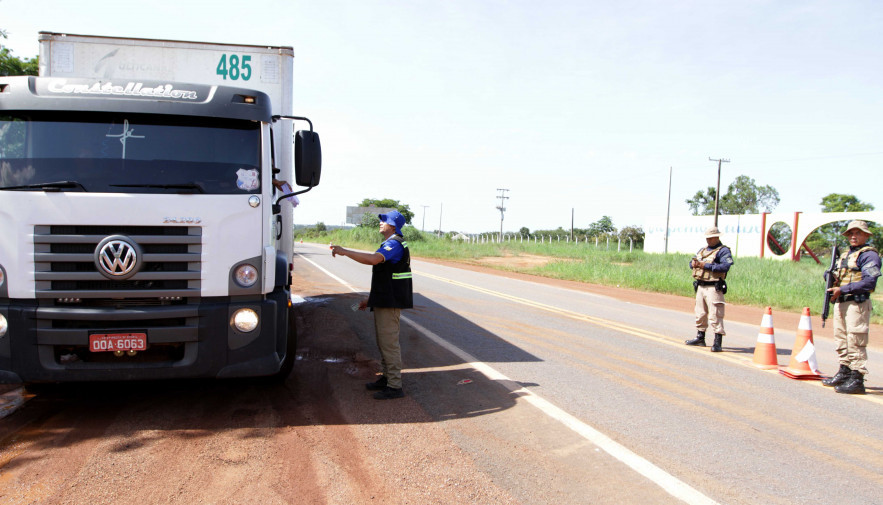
[360,213,380,228]
[352,225,380,243]
[402,225,425,242]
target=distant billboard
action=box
[346,206,397,225]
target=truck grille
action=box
[34,225,202,299]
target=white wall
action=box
[644,211,883,259]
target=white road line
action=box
[296,250,719,505]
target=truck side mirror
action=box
[294,130,321,187]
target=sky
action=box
[3,0,883,234]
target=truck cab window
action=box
[0,112,261,194]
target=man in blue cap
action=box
[330,210,413,399]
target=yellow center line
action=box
[420,270,712,349]
[416,270,883,406]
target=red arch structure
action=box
[761,211,883,262]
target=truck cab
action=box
[0,75,321,383]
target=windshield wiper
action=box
[0,180,87,192]
[110,183,206,194]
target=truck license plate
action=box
[89,333,147,352]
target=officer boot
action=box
[685,331,706,346]
[710,334,723,352]
[834,370,866,395]
[822,364,851,387]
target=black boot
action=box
[710,334,723,352]
[685,331,706,346]
[365,375,388,391]
[835,370,866,395]
[822,365,851,387]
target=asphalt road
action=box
[297,241,883,505]
[0,241,880,504]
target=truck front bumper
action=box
[0,290,288,383]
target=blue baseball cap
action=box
[378,210,405,235]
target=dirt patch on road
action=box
[0,265,520,505]
[472,253,568,269]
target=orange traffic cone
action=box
[752,307,779,369]
[780,307,824,380]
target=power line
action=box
[564,151,883,189]
[737,151,883,166]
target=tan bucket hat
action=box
[704,226,722,238]
[842,220,872,235]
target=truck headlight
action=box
[233,264,258,288]
[0,314,7,338]
[0,268,5,288]
[231,308,258,333]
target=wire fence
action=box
[453,233,642,251]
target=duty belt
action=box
[696,280,718,286]
[838,293,870,303]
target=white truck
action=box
[0,32,321,383]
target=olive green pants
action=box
[832,299,870,375]
[373,307,403,389]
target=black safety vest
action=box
[368,236,413,309]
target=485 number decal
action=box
[216,54,252,81]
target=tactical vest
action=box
[836,245,878,292]
[368,236,413,309]
[692,245,728,282]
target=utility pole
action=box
[571,208,574,242]
[709,157,730,227]
[421,205,429,232]
[438,202,443,237]
[496,188,509,241]
[665,167,672,254]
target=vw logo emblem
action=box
[94,235,143,280]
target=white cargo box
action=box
[38,32,294,117]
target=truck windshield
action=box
[0,112,261,194]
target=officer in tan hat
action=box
[822,220,881,394]
[685,226,733,352]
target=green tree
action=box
[686,187,717,216]
[587,216,615,237]
[618,225,645,247]
[805,194,880,255]
[518,226,530,237]
[820,193,874,213]
[534,226,568,237]
[357,198,414,225]
[315,221,327,232]
[686,175,780,215]
[0,31,38,76]
[360,213,380,228]
[767,222,792,255]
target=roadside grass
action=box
[301,228,881,324]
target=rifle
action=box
[822,243,841,328]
